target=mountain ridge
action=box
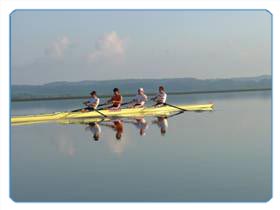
[12,75,272,101]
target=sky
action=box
[11,10,272,85]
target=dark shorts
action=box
[109,104,120,108]
[133,103,142,107]
[85,107,94,111]
[154,102,164,106]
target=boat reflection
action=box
[82,111,184,141]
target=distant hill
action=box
[12,75,272,101]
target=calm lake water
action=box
[11,91,272,202]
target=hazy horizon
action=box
[12,74,271,86]
[11,10,272,85]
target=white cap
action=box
[138,88,144,92]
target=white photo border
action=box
[0,0,278,210]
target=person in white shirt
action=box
[129,88,148,108]
[151,86,167,106]
[83,90,100,111]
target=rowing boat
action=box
[11,103,214,125]
[12,103,214,125]
[12,116,111,126]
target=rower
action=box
[106,88,123,109]
[151,86,167,107]
[128,88,148,108]
[82,90,100,111]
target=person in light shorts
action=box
[129,88,148,108]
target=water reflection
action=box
[11,92,272,202]
[152,117,168,135]
[100,120,124,140]
[123,118,148,136]
[152,111,185,135]
[82,111,184,141]
[85,122,101,141]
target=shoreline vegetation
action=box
[12,75,272,102]
[12,88,271,102]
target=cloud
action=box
[45,36,71,59]
[87,31,125,63]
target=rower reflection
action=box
[123,117,149,136]
[82,111,185,140]
[152,116,168,135]
[85,122,101,141]
[101,120,124,140]
[151,111,185,135]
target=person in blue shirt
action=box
[83,91,100,111]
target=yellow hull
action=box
[11,103,214,125]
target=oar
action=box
[73,101,131,113]
[120,102,130,106]
[71,107,107,117]
[71,102,108,112]
[165,110,185,119]
[163,103,188,112]
[93,109,107,118]
[71,108,85,112]
[71,107,96,112]
[98,103,108,107]
[98,102,130,110]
